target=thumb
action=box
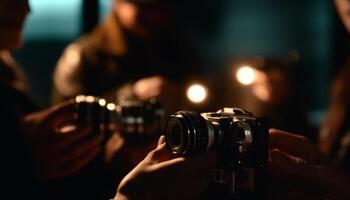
[269,149,307,178]
[157,135,166,147]
[147,135,175,164]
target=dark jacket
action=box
[0,51,45,199]
[52,14,200,105]
[0,51,119,200]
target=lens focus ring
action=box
[166,111,209,156]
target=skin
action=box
[23,100,104,179]
[114,0,171,39]
[6,0,349,198]
[114,136,218,200]
[269,129,350,199]
[334,0,350,32]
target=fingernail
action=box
[59,125,77,133]
[158,135,166,146]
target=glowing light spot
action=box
[75,95,85,103]
[187,84,208,104]
[85,96,95,103]
[236,66,256,85]
[99,99,106,106]
[252,70,271,102]
[107,103,116,111]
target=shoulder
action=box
[55,43,83,77]
[53,43,85,97]
[0,51,28,92]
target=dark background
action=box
[12,0,349,127]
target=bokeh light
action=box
[236,66,256,85]
[186,84,208,104]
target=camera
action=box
[165,107,268,199]
[75,95,164,139]
[117,98,164,139]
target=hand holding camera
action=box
[74,95,165,173]
[132,75,183,115]
[269,128,350,200]
[23,100,104,180]
[133,76,179,101]
[165,107,268,199]
[75,95,164,139]
[114,136,218,200]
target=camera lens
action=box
[168,122,183,148]
[165,111,209,156]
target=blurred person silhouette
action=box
[269,129,350,199]
[239,55,311,137]
[318,0,350,171]
[52,0,206,196]
[1,1,217,200]
[52,0,201,116]
[269,0,350,199]
[0,0,105,199]
[319,60,350,170]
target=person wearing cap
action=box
[52,0,201,115]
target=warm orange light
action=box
[107,103,116,111]
[99,99,107,107]
[236,66,256,85]
[252,70,271,102]
[186,84,208,104]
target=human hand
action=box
[269,128,350,200]
[23,100,104,180]
[104,133,159,177]
[133,75,179,101]
[114,136,217,200]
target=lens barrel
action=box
[165,111,210,156]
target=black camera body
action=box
[117,98,164,139]
[75,95,164,139]
[165,107,268,199]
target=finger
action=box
[269,129,312,158]
[54,133,104,166]
[58,124,79,133]
[41,127,98,157]
[46,99,76,127]
[269,149,305,178]
[151,157,186,169]
[269,149,345,198]
[157,135,166,147]
[269,129,328,164]
[47,126,95,151]
[56,146,101,178]
[147,140,175,164]
[269,149,331,183]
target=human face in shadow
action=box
[114,0,171,39]
[0,0,30,50]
